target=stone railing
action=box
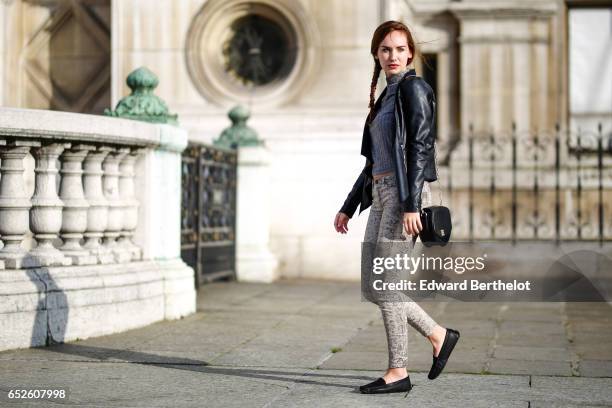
[0,107,195,351]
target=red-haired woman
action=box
[334,20,460,395]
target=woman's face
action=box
[375,30,412,78]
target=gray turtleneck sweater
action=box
[369,68,408,176]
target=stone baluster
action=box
[103,147,130,261]
[83,146,114,264]
[0,141,39,269]
[117,148,143,261]
[59,144,97,265]
[29,143,71,267]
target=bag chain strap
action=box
[432,136,443,207]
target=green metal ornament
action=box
[104,67,178,125]
[214,105,263,149]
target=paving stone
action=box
[500,310,564,322]
[244,331,352,350]
[300,304,380,319]
[208,345,332,368]
[499,320,567,337]
[111,348,220,364]
[225,296,321,314]
[139,326,262,350]
[195,310,287,328]
[530,376,612,405]
[0,360,303,408]
[579,359,612,377]
[565,302,612,316]
[456,335,493,350]
[506,302,565,311]
[572,331,612,345]
[496,333,570,347]
[0,343,123,362]
[267,371,530,408]
[197,282,271,305]
[488,358,572,376]
[568,321,612,334]
[443,318,497,331]
[530,403,606,408]
[574,344,612,360]
[493,345,571,361]
[318,350,388,371]
[442,311,500,321]
[500,308,562,318]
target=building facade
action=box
[1,0,610,283]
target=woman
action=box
[333,21,460,395]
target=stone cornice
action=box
[458,34,550,44]
[406,0,559,20]
[0,108,160,147]
[449,0,558,19]
[406,0,453,19]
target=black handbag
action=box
[419,205,452,247]
[418,136,451,247]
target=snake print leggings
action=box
[363,172,438,368]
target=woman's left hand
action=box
[403,212,422,236]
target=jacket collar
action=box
[374,68,416,109]
[392,67,417,83]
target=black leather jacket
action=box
[339,68,437,218]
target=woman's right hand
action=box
[334,212,350,234]
[403,211,423,237]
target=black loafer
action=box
[359,376,412,394]
[428,328,460,380]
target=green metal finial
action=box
[213,105,263,149]
[104,67,178,125]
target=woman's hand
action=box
[334,212,350,234]
[403,212,422,236]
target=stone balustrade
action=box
[0,107,196,351]
[0,111,154,268]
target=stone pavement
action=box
[0,279,611,407]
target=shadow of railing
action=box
[29,342,371,391]
[23,255,68,347]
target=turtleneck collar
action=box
[385,67,412,84]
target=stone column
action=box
[0,141,38,269]
[117,148,143,261]
[235,145,279,282]
[103,147,130,262]
[449,1,557,142]
[83,146,114,264]
[213,105,278,281]
[29,143,71,267]
[59,144,97,265]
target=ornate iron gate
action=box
[181,143,237,286]
[443,122,612,244]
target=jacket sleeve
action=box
[399,78,435,213]
[339,162,368,218]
